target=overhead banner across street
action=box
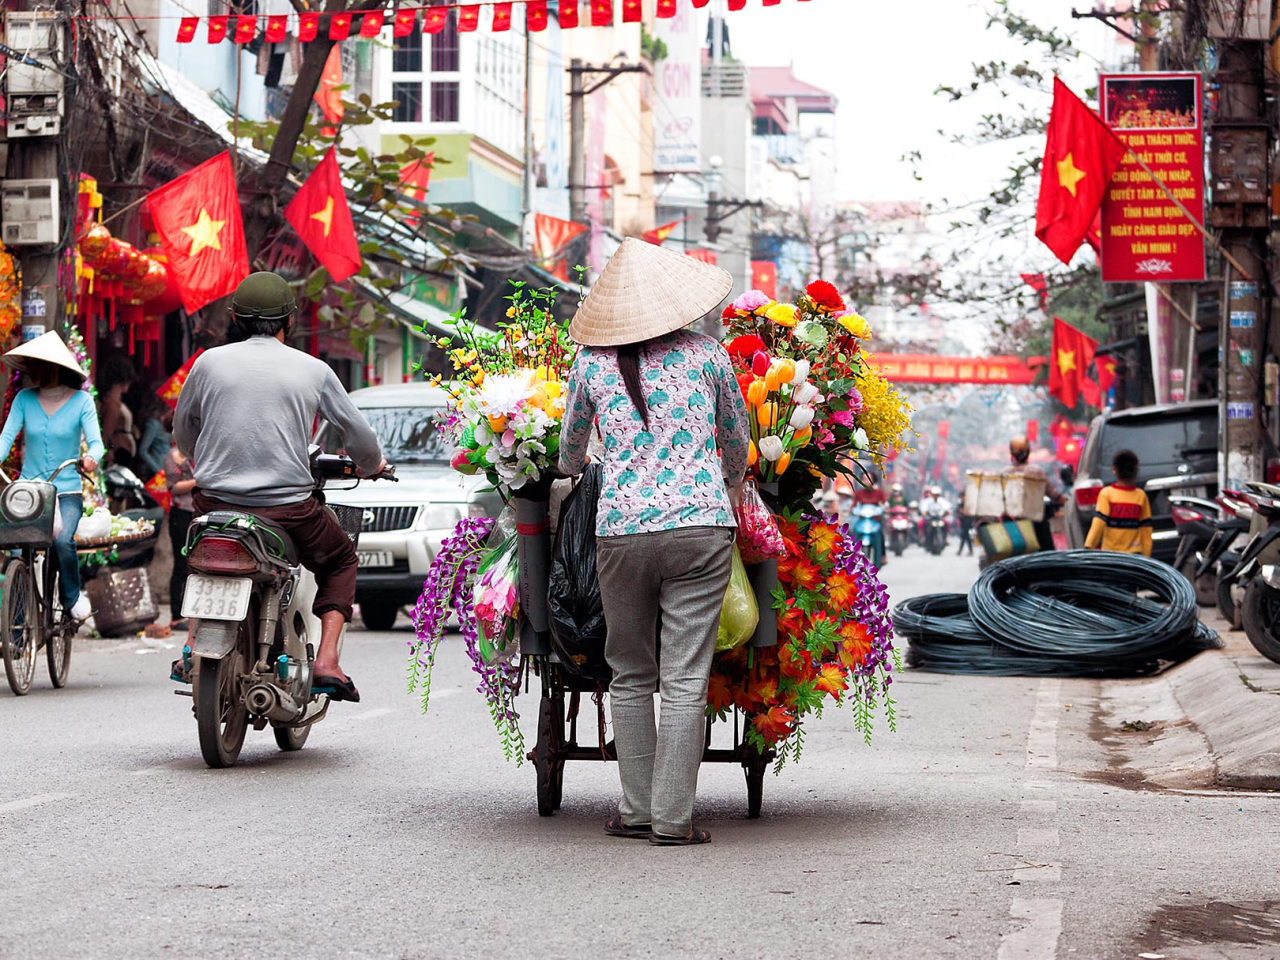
[1098,72,1205,283]
[868,354,1036,385]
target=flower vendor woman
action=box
[0,332,104,621]
[559,239,750,846]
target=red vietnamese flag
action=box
[423,7,449,33]
[328,10,353,40]
[233,15,256,43]
[1048,317,1097,409]
[559,0,580,28]
[285,149,362,283]
[157,350,204,410]
[752,260,778,300]
[1096,355,1117,394]
[146,152,249,314]
[207,15,229,42]
[692,0,711,6]
[622,0,642,22]
[297,12,320,41]
[314,46,345,126]
[527,0,550,30]
[642,217,687,245]
[728,0,746,10]
[265,15,288,42]
[360,10,384,37]
[1020,272,1048,310]
[492,3,513,30]
[393,8,417,36]
[177,17,198,42]
[534,214,588,280]
[1035,77,1126,266]
[591,0,613,27]
[763,0,782,5]
[457,5,480,31]
[657,0,677,16]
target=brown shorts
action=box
[193,492,358,622]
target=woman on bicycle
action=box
[0,332,104,621]
[559,239,750,846]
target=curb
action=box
[1165,649,1280,789]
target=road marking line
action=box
[1020,800,1058,815]
[349,707,394,722]
[1014,863,1063,883]
[997,898,1064,960]
[1025,679,1061,769]
[1017,827,1060,848]
[0,793,74,813]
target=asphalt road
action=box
[2,546,1278,960]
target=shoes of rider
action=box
[69,596,92,620]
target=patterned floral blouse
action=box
[559,330,751,537]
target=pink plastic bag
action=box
[734,480,786,563]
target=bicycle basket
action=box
[328,504,363,546]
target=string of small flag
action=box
[175,0,810,44]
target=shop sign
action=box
[1099,72,1205,283]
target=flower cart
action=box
[408,279,911,818]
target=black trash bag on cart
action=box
[547,464,611,682]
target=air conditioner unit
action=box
[3,11,63,138]
[2,179,60,246]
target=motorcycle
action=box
[887,505,912,557]
[174,452,396,768]
[852,502,885,568]
[1220,481,1280,663]
[1170,493,1228,606]
[924,514,948,555]
[1192,489,1254,627]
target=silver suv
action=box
[316,382,500,631]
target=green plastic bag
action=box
[716,546,759,652]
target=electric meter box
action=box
[3,11,64,138]
[2,179,60,246]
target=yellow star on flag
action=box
[1056,152,1086,197]
[181,209,226,257]
[1057,348,1076,376]
[310,196,335,238]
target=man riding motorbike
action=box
[173,272,385,702]
[1002,436,1062,552]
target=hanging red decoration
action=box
[297,12,319,41]
[423,6,449,32]
[265,14,287,42]
[591,0,613,26]
[206,15,228,42]
[492,2,513,30]
[657,0,678,17]
[233,14,256,43]
[393,8,417,36]
[458,5,480,31]
[359,9,384,37]
[728,0,747,9]
[328,11,352,39]
[527,0,549,30]
[558,0,579,27]
[177,17,197,42]
[692,0,712,6]
[622,0,641,22]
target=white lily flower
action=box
[758,435,785,461]
[790,406,815,430]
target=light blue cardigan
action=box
[0,389,105,494]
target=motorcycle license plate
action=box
[182,576,253,621]
[357,551,393,568]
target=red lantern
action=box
[142,248,183,317]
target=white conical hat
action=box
[2,331,87,382]
[569,237,734,347]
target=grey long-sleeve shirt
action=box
[174,337,382,507]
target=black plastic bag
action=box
[547,464,611,682]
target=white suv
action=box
[316,382,501,631]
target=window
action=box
[392,82,422,123]
[431,11,460,72]
[393,31,422,73]
[431,82,460,122]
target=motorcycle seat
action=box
[199,510,300,566]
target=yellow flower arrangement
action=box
[765,302,799,327]
[853,362,915,464]
[837,311,872,340]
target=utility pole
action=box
[520,27,535,250]
[567,59,648,226]
[1210,37,1270,489]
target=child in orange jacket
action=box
[1084,449,1152,556]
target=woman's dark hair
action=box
[617,341,650,429]
[1113,449,1140,482]
[100,355,136,393]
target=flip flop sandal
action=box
[604,814,652,839]
[313,675,361,703]
[650,827,711,846]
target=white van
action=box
[316,382,500,631]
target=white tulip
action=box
[852,427,869,449]
[792,382,818,405]
[790,359,811,385]
[790,406,815,430]
[758,435,785,461]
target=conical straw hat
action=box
[2,331,87,382]
[569,237,734,347]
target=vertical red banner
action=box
[751,261,778,300]
[1099,72,1205,282]
[492,2,513,30]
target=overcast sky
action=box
[726,1,1105,206]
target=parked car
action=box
[315,383,502,631]
[1064,400,1218,564]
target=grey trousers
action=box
[597,526,734,837]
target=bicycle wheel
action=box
[2,558,37,696]
[44,556,72,688]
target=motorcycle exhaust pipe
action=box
[245,683,304,723]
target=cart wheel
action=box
[535,694,565,817]
[742,741,769,820]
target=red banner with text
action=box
[868,355,1036,385]
[1099,72,1205,283]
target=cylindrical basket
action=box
[513,475,553,656]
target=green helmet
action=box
[231,271,296,321]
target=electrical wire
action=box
[894,551,1220,678]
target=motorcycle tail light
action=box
[189,536,257,575]
[1171,505,1205,526]
[1073,479,1103,508]
[1268,460,1280,484]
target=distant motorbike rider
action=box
[888,482,907,508]
[1002,436,1062,552]
[173,272,385,702]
